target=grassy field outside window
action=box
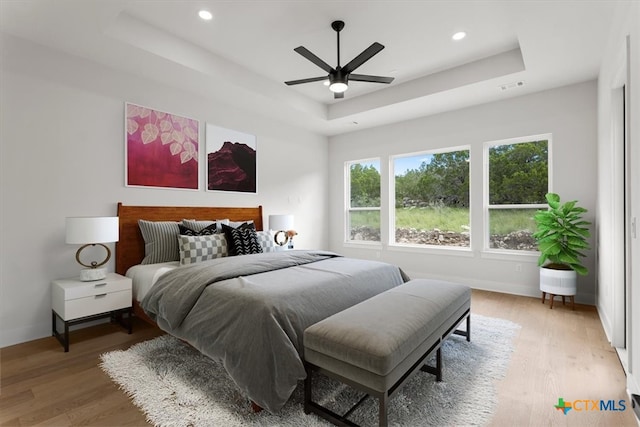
[486,136,549,251]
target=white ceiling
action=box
[0,0,621,135]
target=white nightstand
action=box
[51,272,132,352]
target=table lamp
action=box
[65,216,119,281]
[268,214,295,249]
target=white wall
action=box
[0,36,329,347]
[597,0,640,401]
[328,81,598,302]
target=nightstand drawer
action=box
[51,272,133,351]
[58,289,132,320]
[53,274,131,300]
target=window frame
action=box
[482,133,552,255]
[389,145,471,250]
[345,158,382,245]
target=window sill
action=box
[343,241,383,250]
[481,249,539,262]
[387,244,474,257]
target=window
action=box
[485,135,550,251]
[346,159,381,242]
[392,148,470,247]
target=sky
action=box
[359,154,434,176]
[394,154,433,175]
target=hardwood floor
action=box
[472,290,637,427]
[0,290,637,426]
[0,319,163,426]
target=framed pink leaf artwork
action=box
[125,103,199,190]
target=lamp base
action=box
[80,268,107,281]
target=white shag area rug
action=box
[100,314,520,427]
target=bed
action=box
[115,203,408,413]
[115,203,268,323]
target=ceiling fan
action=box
[285,20,394,99]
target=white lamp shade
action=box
[65,217,119,244]
[269,214,294,231]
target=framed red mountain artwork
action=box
[206,124,257,193]
[125,103,199,190]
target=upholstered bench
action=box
[303,278,471,426]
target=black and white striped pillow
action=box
[178,234,228,264]
[221,223,262,256]
[138,220,181,264]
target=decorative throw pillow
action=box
[228,220,254,228]
[138,220,181,264]
[179,223,218,236]
[178,234,228,264]
[256,230,276,253]
[221,223,262,256]
[181,218,229,233]
[226,221,255,231]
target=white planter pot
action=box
[540,267,577,296]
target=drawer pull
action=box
[95,294,107,298]
[94,283,107,287]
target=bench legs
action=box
[453,313,471,342]
[304,365,391,427]
[421,347,442,381]
[379,392,388,427]
[305,311,470,426]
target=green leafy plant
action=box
[532,193,591,275]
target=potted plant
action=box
[532,193,591,304]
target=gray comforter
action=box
[141,250,407,412]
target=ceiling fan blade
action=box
[342,42,385,74]
[294,46,334,73]
[285,76,328,86]
[334,92,344,99]
[348,74,394,84]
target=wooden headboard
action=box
[115,203,264,275]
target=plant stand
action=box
[541,293,575,310]
[540,267,576,310]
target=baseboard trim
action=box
[0,320,50,348]
[402,269,596,305]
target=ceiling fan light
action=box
[329,82,348,93]
[198,10,213,20]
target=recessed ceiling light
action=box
[198,10,213,21]
[323,81,330,86]
[452,31,466,41]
